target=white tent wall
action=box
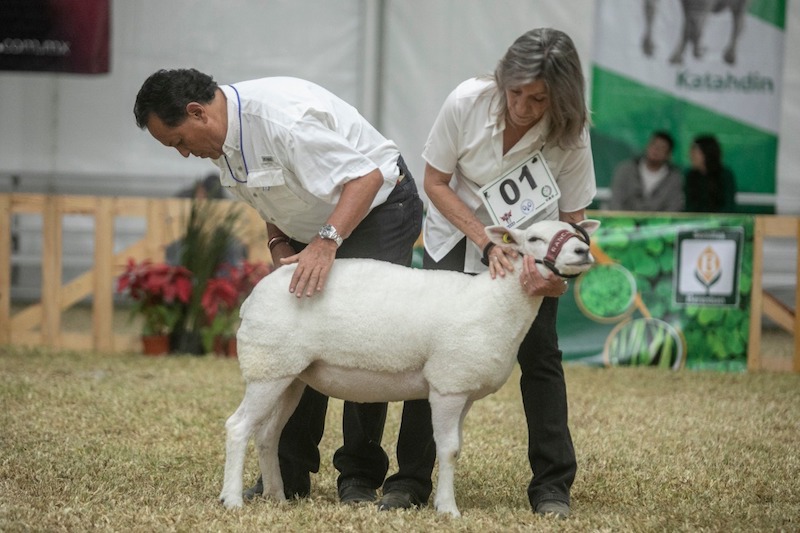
[0,0,796,208]
[0,0,797,300]
[0,0,370,196]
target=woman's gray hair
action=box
[493,28,590,148]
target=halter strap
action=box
[535,223,590,279]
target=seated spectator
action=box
[684,135,737,213]
[608,131,684,212]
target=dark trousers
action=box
[278,165,424,496]
[388,237,576,506]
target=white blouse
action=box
[422,77,596,273]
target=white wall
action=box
[0,0,369,196]
[0,0,797,212]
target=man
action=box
[608,131,684,212]
[134,68,423,504]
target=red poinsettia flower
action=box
[201,277,239,322]
[117,259,194,336]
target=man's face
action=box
[645,137,671,167]
[146,111,223,160]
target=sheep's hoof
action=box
[434,502,461,518]
[219,494,244,509]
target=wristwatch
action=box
[318,224,343,247]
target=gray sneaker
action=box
[535,500,570,519]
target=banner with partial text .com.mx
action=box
[0,0,110,74]
[590,0,786,204]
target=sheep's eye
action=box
[528,237,544,243]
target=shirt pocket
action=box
[246,168,311,215]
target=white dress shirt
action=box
[214,77,401,243]
[422,77,596,273]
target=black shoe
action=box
[534,500,570,519]
[377,490,422,511]
[242,476,263,501]
[339,485,377,504]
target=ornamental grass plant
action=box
[1,342,798,532]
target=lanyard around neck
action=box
[223,85,249,183]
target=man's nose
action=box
[177,147,191,158]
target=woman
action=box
[684,134,737,213]
[377,28,596,519]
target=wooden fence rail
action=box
[0,193,267,353]
[747,215,800,372]
[1,193,798,371]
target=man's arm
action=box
[281,168,384,298]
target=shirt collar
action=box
[219,85,240,156]
[491,109,551,151]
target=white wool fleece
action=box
[236,257,540,395]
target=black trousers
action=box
[384,237,576,506]
[277,163,424,496]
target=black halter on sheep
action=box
[219,218,599,517]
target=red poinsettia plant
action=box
[117,259,193,336]
[199,261,272,352]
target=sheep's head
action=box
[486,219,599,278]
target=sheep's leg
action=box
[254,379,306,501]
[429,391,472,517]
[219,377,295,508]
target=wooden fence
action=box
[0,193,268,354]
[747,215,800,372]
[1,193,798,372]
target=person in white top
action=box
[134,69,423,505]
[376,29,596,518]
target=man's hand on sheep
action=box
[280,238,337,298]
[520,255,569,298]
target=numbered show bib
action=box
[479,151,560,229]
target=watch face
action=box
[319,224,342,245]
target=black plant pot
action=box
[170,330,205,355]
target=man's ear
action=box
[185,102,205,121]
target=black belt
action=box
[397,154,409,183]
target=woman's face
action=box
[505,79,550,129]
[690,144,706,171]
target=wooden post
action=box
[0,195,11,344]
[795,220,800,372]
[93,197,115,352]
[747,217,765,371]
[41,196,63,347]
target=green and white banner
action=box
[591,0,787,208]
[558,214,754,372]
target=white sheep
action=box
[219,218,599,517]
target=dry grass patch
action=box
[1,346,799,532]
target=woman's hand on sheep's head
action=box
[280,239,337,298]
[487,245,518,280]
[519,255,568,298]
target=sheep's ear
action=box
[577,219,601,236]
[485,225,524,249]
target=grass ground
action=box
[1,342,799,532]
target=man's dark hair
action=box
[651,130,675,153]
[134,68,219,129]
